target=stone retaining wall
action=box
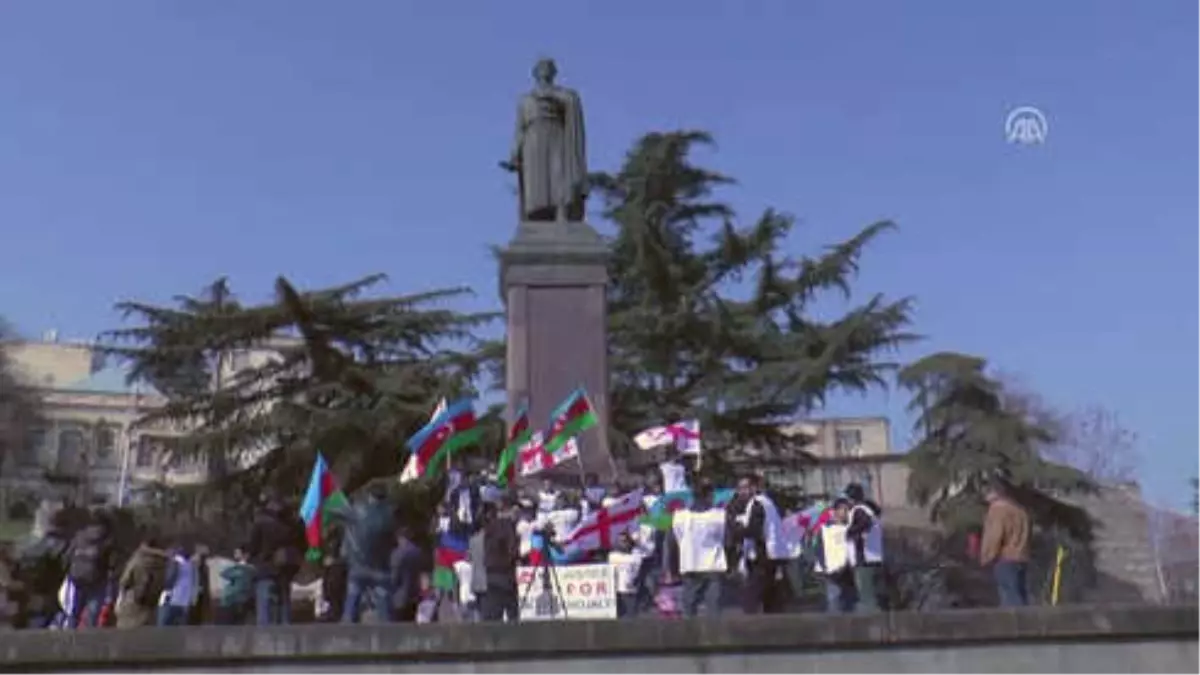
[0,604,1194,673]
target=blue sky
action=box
[0,1,1195,507]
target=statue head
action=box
[532,58,558,86]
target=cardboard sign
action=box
[515,564,618,621]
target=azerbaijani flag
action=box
[496,402,532,487]
[543,388,598,454]
[404,398,481,480]
[299,453,349,560]
[640,487,736,531]
[432,530,469,591]
[400,399,446,484]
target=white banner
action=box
[515,563,618,621]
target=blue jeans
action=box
[994,560,1029,607]
[634,555,660,613]
[681,572,722,617]
[617,592,638,618]
[156,604,187,626]
[255,578,291,626]
[342,569,393,624]
[825,570,857,613]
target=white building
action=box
[2,334,293,511]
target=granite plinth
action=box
[498,220,613,482]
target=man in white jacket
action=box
[672,481,727,617]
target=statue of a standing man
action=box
[501,58,588,223]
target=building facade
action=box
[2,335,290,511]
[759,416,912,509]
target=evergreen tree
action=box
[103,274,498,531]
[590,131,916,479]
[900,351,1096,533]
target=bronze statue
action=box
[501,58,588,222]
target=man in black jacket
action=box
[480,500,520,622]
[730,475,784,615]
[246,494,306,625]
[65,510,115,628]
[17,510,71,629]
[843,483,884,612]
[446,473,483,537]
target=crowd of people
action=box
[0,451,1032,630]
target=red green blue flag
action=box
[496,402,532,487]
[299,453,349,560]
[432,530,469,591]
[543,388,598,454]
[404,397,481,480]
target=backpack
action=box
[68,540,103,585]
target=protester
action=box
[65,510,115,628]
[980,478,1031,607]
[247,493,306,625]
[319,548,347,623]
[216,547,255,625]
[537,479,561,514]
[389,527,423,622]
[157,542,198,627]
[338,482,397,624]
[843,483,884,612]
[447,473,482,536]
[658,448,689,493]
[673,481,727,617]
[731,475,789,614]
[415,574,439,623]
[466,523,488,621]
[114,535,167,629]
[188,544,213,625]
[814,496,856,613]
[480,499,520,622]
[608,531,644,618]
[16,510,71,629]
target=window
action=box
[56,427,86,475]
[821,465,843,498]
[135,436,156,468]
[835,429,862,457]
[94,425,117,463]
[21,427,46,466]
[858,468,875,501]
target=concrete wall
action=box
[1,605,1193,673]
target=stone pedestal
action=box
[498,220,613,482]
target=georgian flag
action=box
[633,419,701,455]
[558,489,646,557]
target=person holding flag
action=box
[333,482,397,624]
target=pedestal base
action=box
[499,220,614,483]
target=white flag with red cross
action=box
[518,431,579,477]
[559,489,646,556]
[633,419,701,455]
